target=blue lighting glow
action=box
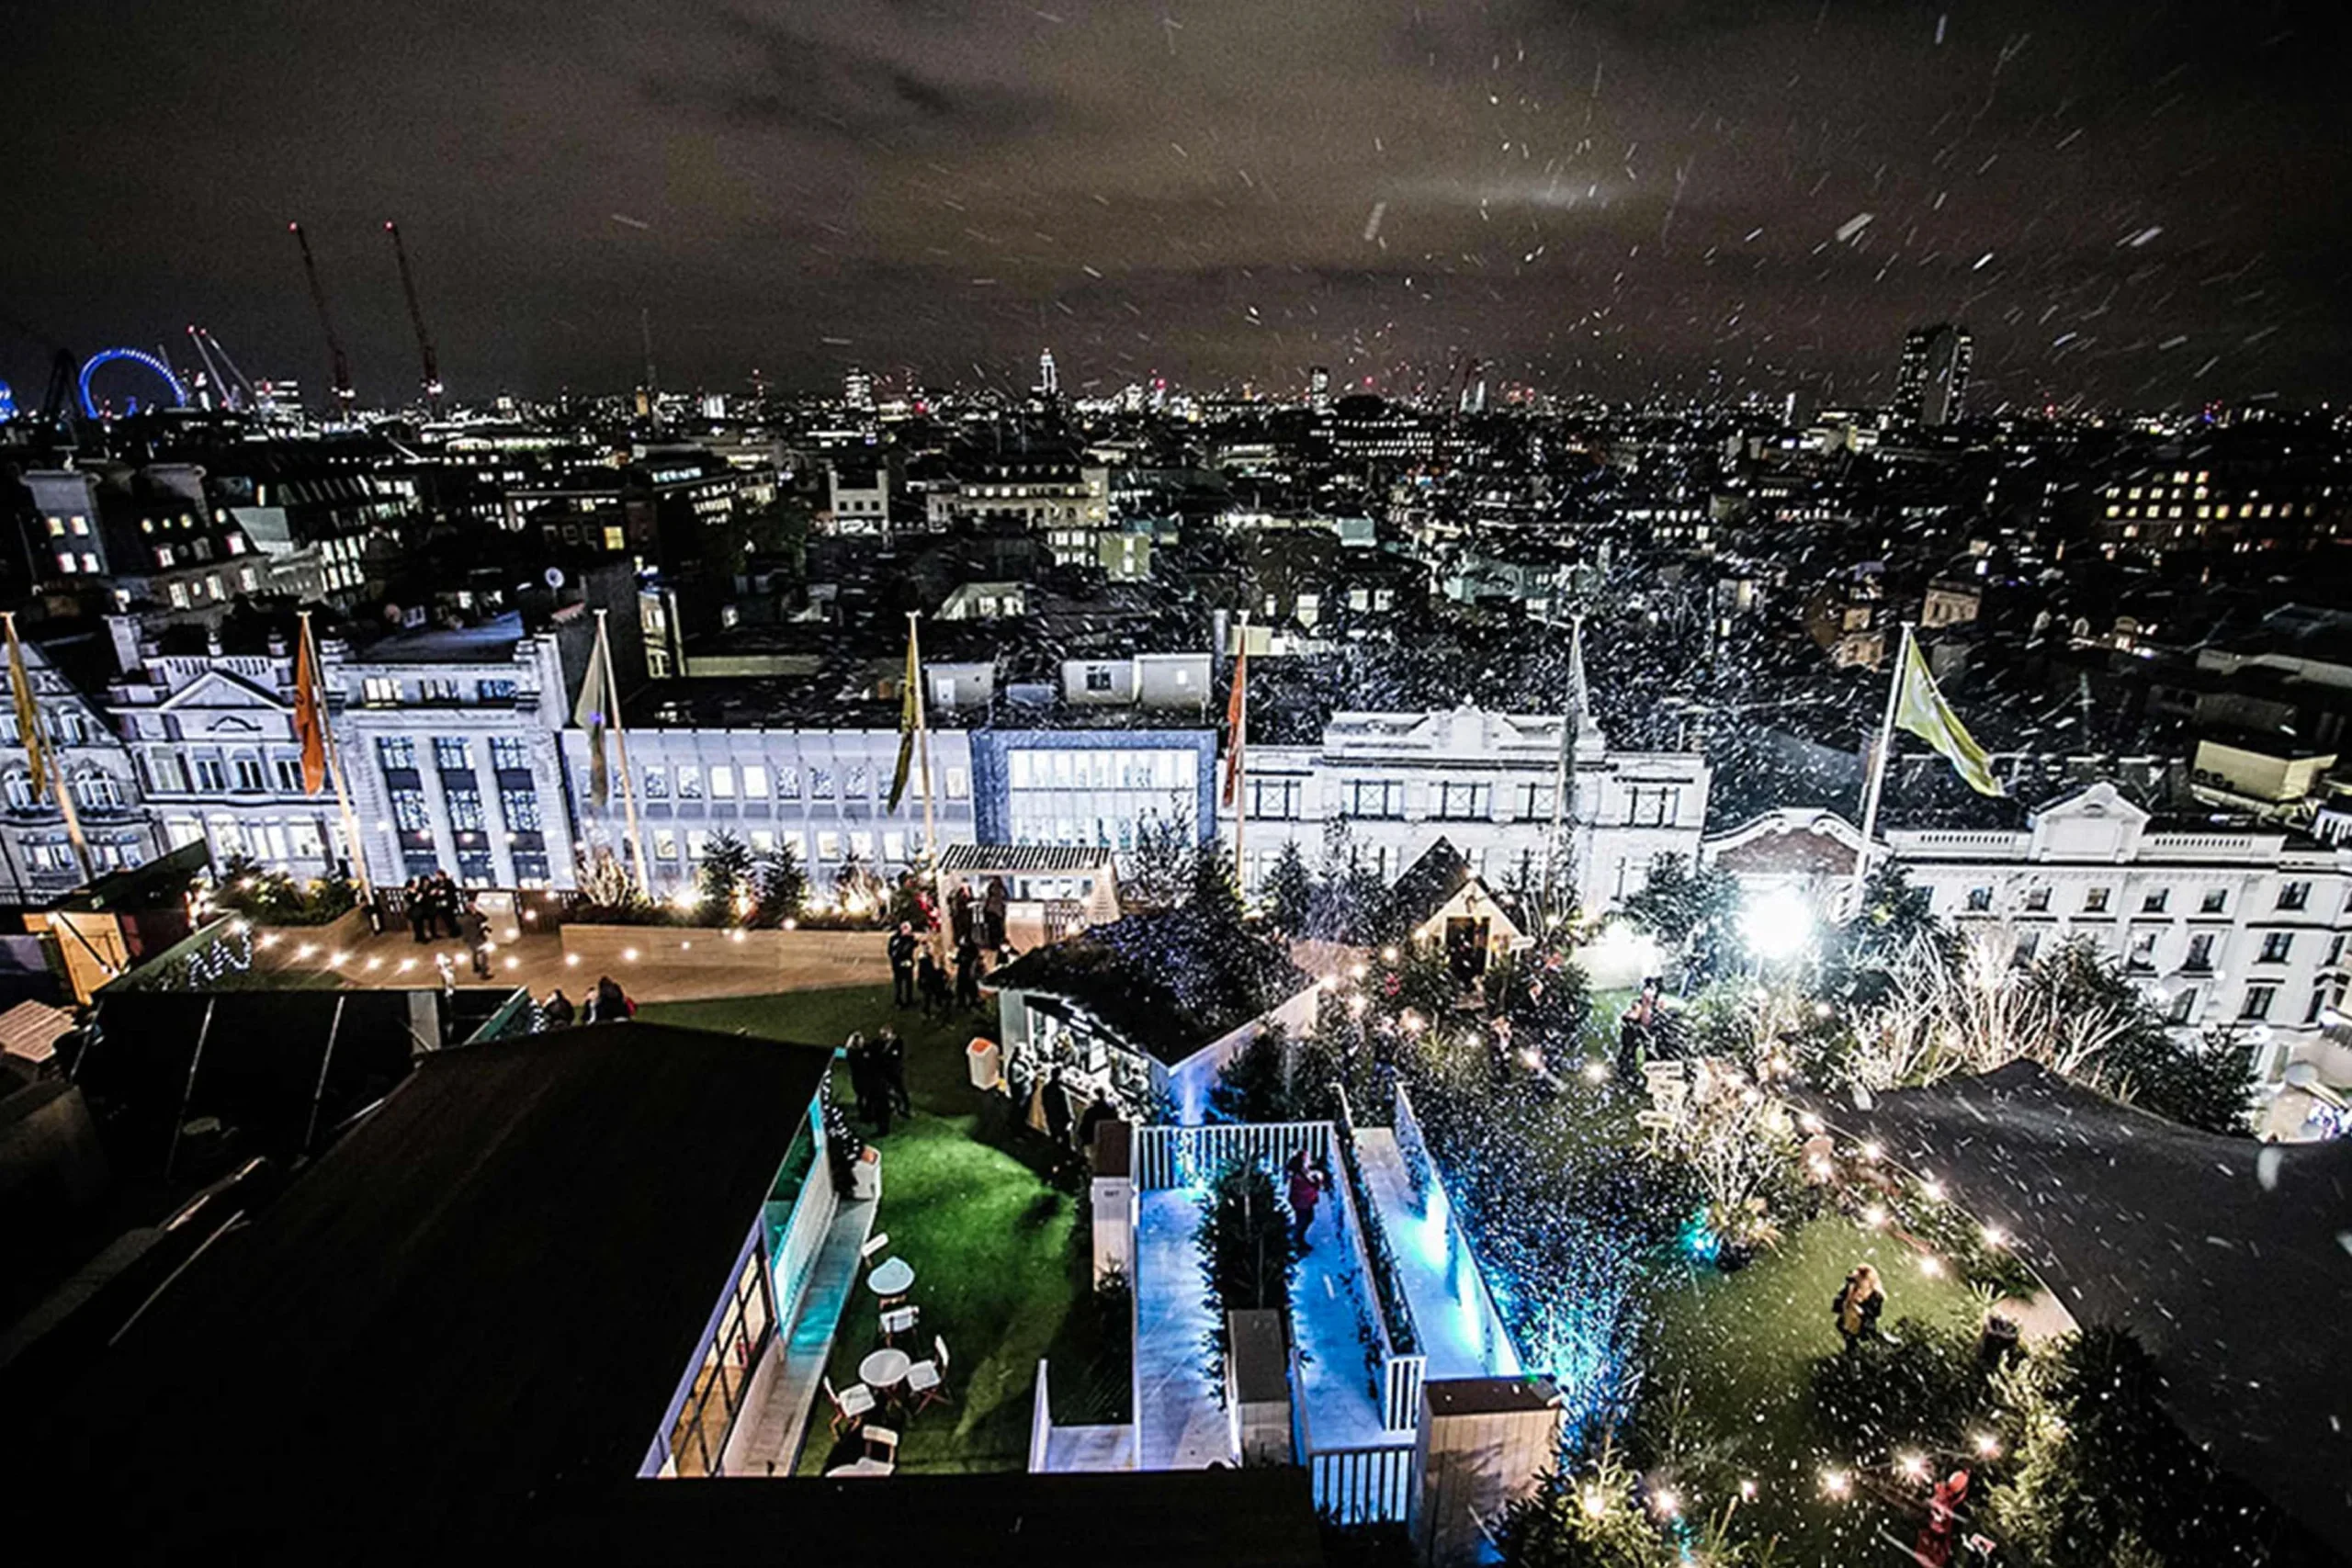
[1679,1208,1721,1265]
[78,347,189,420]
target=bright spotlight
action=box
[1739,885,1815,962]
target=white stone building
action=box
[559,725,979,898]
[1,640,153,897]
[1705,784,2352,1128]
[1227,703,1712,913]
[331,620,580,890]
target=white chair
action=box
[824,1375,876,1433]
[862,1425,900,1468]
[860,1232,891,1265]
[881,1304,921,1342]
[906,1335,951,1410]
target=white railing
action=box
[1292,1344,1418,1524]
[1027,1359,1053,1473]
[1135,1121,1332,1190]
[1383,1353,1428,1432]
[1311,1442,1417,1525]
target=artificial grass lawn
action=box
[1636,1212,1986,1559]
[642,985,1121,1473]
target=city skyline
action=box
[4,0,2346,411]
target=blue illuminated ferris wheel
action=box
[77,347,189,419]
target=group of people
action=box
[537,975,635,1029]
[400,871,496,977]
[887,923,989,1017]
[843,1029,912,1134]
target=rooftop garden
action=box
[641,983,1125,1473]
[1216,863,2306,1566]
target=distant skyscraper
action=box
[1037,348,1058,397]
[843,365,873,412]
[1309,365,1331,412]
[1893,323,1973,427]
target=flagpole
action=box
[1850,622,1914,912]
[300,613,373,902]
[4,613,89,880]
[1230,612,1249,892]
[907,612,944,961]
[596,610,650,896]
[1544,613,1583,927]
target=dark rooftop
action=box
[1821,1061,2352,1559]
[23,1021,834,1561]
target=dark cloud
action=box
[0,0,2344,406]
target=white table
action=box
[860,1347,912,1392]
[868,1258,915,1297]
[826,1458,895,1478]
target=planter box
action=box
[254,906,376,954]
[558,922,889,983]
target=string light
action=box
[1821,1469,1851,1499]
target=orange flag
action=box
[293,621,328,795]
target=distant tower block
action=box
[843,365,874,412]
[1309,365,1331,412]
[1037,348,1059,397]
[1893,322,1973,427]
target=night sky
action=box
[5,0,2346,410]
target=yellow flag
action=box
[887,620,920,811]
[6,616,47,803]
[1895,637,2003,796]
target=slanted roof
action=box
[988,909,1308,1065]
[24,1022,834,1560]
[0,999,74,1066]
[939,842,1117,875]
[1385,837,1528,941]
[1822,1062,2352,1555]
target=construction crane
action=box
[381,220,443,415]
[184,325,238,411]
[198,327,261,411]
[287,221,356,418]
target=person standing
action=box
[948,883,974,945]
[888,921,918,1009]
[982,877,1008,952]
[407,877,433,943]
[460,899,492,978]
[430,871,461,939]
[843,1032,877,1126]
[1832,1263,1885,1350]
[876,1027,911,1120]
[1042,1066,1073,1149]
[953,934,982,1010]
[1285,1149,1324,1250]
[916,950,950,1017]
